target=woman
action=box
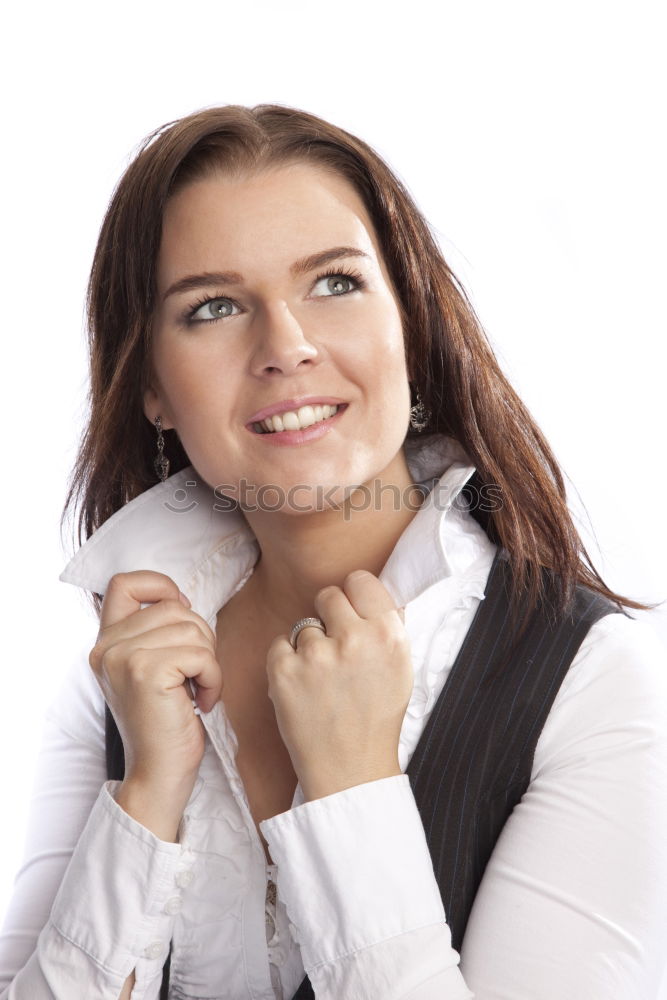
[0,103,665,1000]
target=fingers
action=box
[155,646,223,712]
[314,570,399,627]
[293,623,329,646]
[266,634,295,665]
[100,571,185,629]
[97,573,216,649]
[107,599,215,648]
[90,574,218,709]
[96,630,223,712]
[311,586,357,639]
[283,571,400,648]
[96,621,212,668]
[342,570,398,617]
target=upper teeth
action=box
[255,404,340,433]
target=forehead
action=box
[157,162,382,285]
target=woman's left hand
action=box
[265,570,413,801]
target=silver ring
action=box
[289,616,326,650]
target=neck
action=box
[234,447,423,636]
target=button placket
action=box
[175,868,194,888]
[174,845,195,891]
[143,940,165,960]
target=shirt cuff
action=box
[46,780,196,990]
[259,773,447,971]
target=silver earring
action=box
[153,416,170,482]
[409,387,430,432]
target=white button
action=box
[164,895,183,914]
[143,940,164,959]
[175,869,194,888]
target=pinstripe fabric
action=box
[403,548,625,954]
[104,548,624,999]
[288,549,625,998]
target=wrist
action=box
[301,763,403,803]
[115,772,197,843]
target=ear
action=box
[142,381,175,430]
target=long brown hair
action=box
[60,102,660,632]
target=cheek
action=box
[152,340,229,416]
[365,304,409,387]
[344,303,411,435]
[344,296,406,364]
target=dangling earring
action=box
[153,415,170,482]
[409,386,430,432]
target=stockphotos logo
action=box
[163,479,503,521]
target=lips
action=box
[245,396,348,426]
[248,401,348,444]
[253,403,344,434]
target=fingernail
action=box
[179,591,192,607]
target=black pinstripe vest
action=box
[104,548,626,999]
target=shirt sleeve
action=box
[459,612,667,998]
[260,775,474,999]
[260,613,667,1000]
[0,645,196,1000]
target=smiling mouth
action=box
[251,403,346,434]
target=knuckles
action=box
[314,572,375,602]
[88,643,102,674]
[89,605,206,678]
[106,572,133,596]
[125,647,150,678]
[180,619,203,641]
[377,613,405,639]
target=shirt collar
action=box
[59,433,477,624]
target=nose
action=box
[249,300,321,377]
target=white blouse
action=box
[1,433,666,999]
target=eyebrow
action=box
[162,245,372,301]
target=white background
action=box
[1,0,665,943]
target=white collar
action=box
[59,433,478,624]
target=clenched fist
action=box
[88,571,221,828]
[265,570,412,801]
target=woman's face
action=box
[145,161,413,512]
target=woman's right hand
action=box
[88,570,221,792]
